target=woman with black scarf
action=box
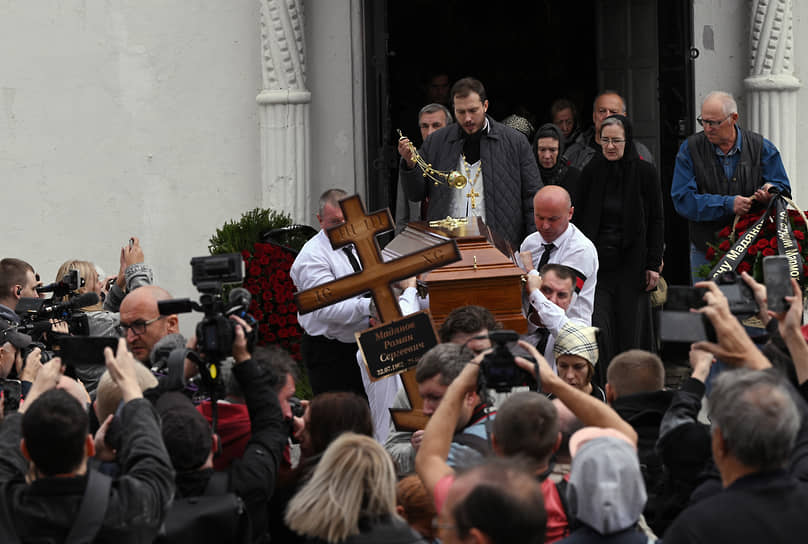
[532,123,581,201]
[573,115,664,384]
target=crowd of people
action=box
[0,73,803,543]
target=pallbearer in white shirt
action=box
[289,189,371,398]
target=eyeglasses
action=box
[697,114,731,128]
[601,138,626,146]
[119,315,164,336]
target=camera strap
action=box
[65,469,112,544]
[708,192,804,283]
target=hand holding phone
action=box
[764,255,792,313]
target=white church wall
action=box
[790,2,808,205]
[694,0,808,205]
[0,2,263,329]
[692,1,748,121]
[305,0,367,226]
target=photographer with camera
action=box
[660,278,808,543]
[385,343,494,476]
[53,237,153,338]
[415,343,636,544]
[0,340,175,542]
[155,313,286,544]
[0,258,41,325]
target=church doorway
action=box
[366,0,695,285]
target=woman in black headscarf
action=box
[532,123,581,201]
[573,115,664,382]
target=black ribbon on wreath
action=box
[709,189,804,284]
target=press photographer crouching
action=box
[0,340,175,542]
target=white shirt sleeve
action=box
[290,231,372,343]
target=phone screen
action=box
[52,336,120,367]
[764,256,792,313]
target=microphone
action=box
[149,333,188,368]
[226,287,252,316]
[70,292,100,308]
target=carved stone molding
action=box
[744,0,802,183]
[257,0,311,222]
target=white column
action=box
[257,0,311,222]
[744,0,801,193]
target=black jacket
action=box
[305,515,427,544]
[400,116,542,248]
[174,358,287,542]
[664,469,808,543]
[574,124,664,291]
[0,399,175,543]
[612,390,673,534]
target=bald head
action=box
[57,376,91,411]
[534,185,571,210]
[119,286,179,362]
[533,186,573,243]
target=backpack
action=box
[155,471,252,544]
[541,476,571,543]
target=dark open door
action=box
[363,0,394,214]
[658,0,696,286]
[597,0,661,167]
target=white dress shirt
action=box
[289,229,372,343]
[520,223,599,326]
[355,286,423,443]
[520,224,598,372]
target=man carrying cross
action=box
[291,189,460,398]
[290,188,372,398]
[398,77,543,248]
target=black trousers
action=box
[592,267,655,388]
[300,334,367,400]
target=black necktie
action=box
[343,246,361,272]
[535,327,551,355]
[537,243,556,272]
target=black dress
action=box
[573,116,664,383]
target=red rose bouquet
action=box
[700,209,808,281]
[242,242,303,362]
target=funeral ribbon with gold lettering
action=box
[709,191,804,284]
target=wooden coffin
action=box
[385,218,528,334]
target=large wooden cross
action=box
[294,195,461,421]
[295,195,460,322]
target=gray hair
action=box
[285,433,398,541]
[600,115,625,135]
[415,342,473,386]
[318,188,348,216]
[709,369,800,471]
[703,91,738,116]
[592,90,626,113]
[418,103,453,125]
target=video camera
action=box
[12,270,96,361]
[478,330,537,393]
[659,271,758,343]
[158,254,257,391]
[36,269,82,298]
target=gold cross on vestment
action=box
[466,188,480,209]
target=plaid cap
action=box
[553,321,599,366]
[156,392,212,471]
